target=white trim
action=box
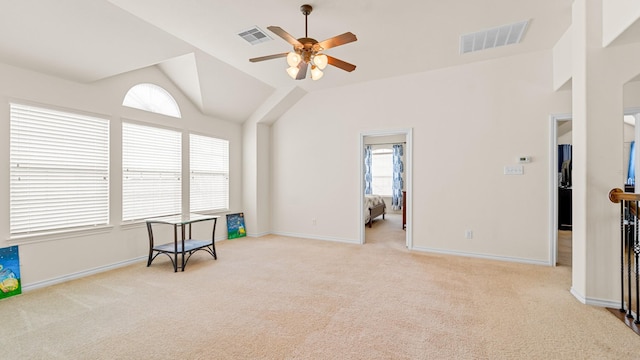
[570,287,619,308]
[412,246,551,266]
[570,287,586,304]
[7,225,114,245]
[247,231,272,238]
[584,296,620,308]
[623,107,640,191]
[22,237,230,291]
[636,112,640,191]
[549,113,572,267]
[271,231,358,245]
[359,128,413,249]
[22,256,146,292]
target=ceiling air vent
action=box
[238,26,272,45]
[460,20,529,54]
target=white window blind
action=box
[122,122,181,221]
[123,83,181,118]
[372,149,393,196]
[190,134,229,212]
[10,103,109,235]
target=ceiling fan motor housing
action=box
[295,37,322,63]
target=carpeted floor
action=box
[0,219,637,359]
[365,212,406,249]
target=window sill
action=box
[119,221,147,231]
[8,225,115,245]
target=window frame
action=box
[189,133,230,213]
[122,83,182,118]
[121,121,182,222]
[9,103,110,238]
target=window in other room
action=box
[371,148,393,196]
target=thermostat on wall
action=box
[518,156,531,163]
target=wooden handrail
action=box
[609,188,640,203]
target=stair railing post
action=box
[628,201,634,320]
[635,200,640,324]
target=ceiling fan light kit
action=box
[249,4,357,81]
[310,65,324,80]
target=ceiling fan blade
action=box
[296,61,308,80]
[249,53,288,63]
[317,32,357,50]
[267,26,302,47]
[327,56,356,72]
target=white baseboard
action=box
[570,287,587,304]
[247,231,271,238]
[22,256,147,292]
[23,238,227,292]
[271,231,359,244]
[570,287,619,308]
[412,246,551,266]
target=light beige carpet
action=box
[0,216,637,359]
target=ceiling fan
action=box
[249,4,357,81]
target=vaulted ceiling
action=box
[0,0,573,123]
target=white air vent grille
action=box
[460,20,529,54]
[238,26,272,45]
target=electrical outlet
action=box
[312,218,317,225]
[465,230,473,239]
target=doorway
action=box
[550,114,572,267]
[359,129,413,248]
[550,111,639,267]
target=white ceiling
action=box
[0,0,573,123]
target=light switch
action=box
[504,165,524,175]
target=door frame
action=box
[359,128,413,248]
[549,109,640,266]
[549,113,572,267]
[626,108,640,189]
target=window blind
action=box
[122,122,181,221]
[190,134,229,212]
[9,103,110,235]
[122,83,181,119]
[372,151,393,196]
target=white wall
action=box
[553,27,573,91]
[271,50,571,262]
[0,62,243,288]
[603,0,640,46]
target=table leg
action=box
[146,222,154,267]
[173,225,178,272]
[211,218,217,260]
[181,224,186,272]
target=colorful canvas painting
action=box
[0,246,21,299]
[226,213,246,239]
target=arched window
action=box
[122,83,181,118]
